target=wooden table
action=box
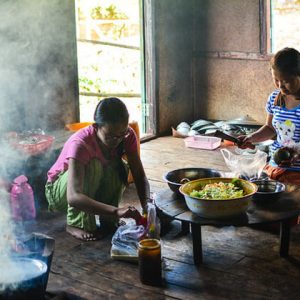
[155,186,300,265]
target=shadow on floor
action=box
[45,291,85,300]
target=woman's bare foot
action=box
[66,225,107,241]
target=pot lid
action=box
[226,115,262,126]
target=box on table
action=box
[184,135,221,150]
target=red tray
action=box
[9,134,55,156]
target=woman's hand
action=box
[236,115,276,150]
[236,135,256,149]
[116,205,142,222]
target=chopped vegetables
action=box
[190,179,244,200]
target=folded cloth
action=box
[264,164,300,186]
[263,164,300,227]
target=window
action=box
[270,0,300,53]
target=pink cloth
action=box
[47,124,137,183]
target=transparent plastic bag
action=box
[110,224,145,260]
[145,202,161,239]
[221,148,268,180]
[110,203,161,261]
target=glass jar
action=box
[138,239,162,286]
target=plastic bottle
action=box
[10,175,36,221]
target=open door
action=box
[75,0,155,138]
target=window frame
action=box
[193,0,272,61]
[259,0,271,56]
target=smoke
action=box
[0,0,78,289]
[0,188,25,291]
[0,0,78,134]
[0,142,40,291]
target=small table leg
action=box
[181,221,190,234]
[279,219,291,257]
[191,223,202,265]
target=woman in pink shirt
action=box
[45,98,150,241]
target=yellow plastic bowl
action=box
[179,177,257,219]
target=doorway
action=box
[75,0,153,137]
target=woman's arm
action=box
[247,114,276,142]
[126,151,150,213]
[238,114,277,148]
[67,158,141,219]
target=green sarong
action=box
[45,158,128,232]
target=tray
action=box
[184,135,221,150]
[8,134,55,156]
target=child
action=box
[45,98,150,241]
[237,47,300,185]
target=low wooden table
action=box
[155,186,300,265]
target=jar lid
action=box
[138,239,160,250]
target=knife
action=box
[208,129,242,146]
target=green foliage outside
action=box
[91,4,128,20]
[77,1,140,96]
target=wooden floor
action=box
[31,137,300,299]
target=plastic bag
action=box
[110,224,145,261]
[110,203,161,261]
[144,202,161,239]
[221,148,268,180]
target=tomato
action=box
[137,214,148,227]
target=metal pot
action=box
[179,177,257,218]
[0,233,55,300]
[163,168,222,194]
[252,180,285,205]
[0,257,48,300]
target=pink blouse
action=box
[47,124,137,183]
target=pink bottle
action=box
[10,175,36,221]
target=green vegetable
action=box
[190,179,244,200]
[231,178,242,188]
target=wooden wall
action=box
[153,0,194,134]
[0,0,78,134]
[192,0,274,125]
[155,0,275,134]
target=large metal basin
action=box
[179,177,257,219]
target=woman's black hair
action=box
[94,97,129,126]
[270,47,300,76]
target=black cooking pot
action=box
[0,233,55,300]
[163,167,222,194]
[21,232,55,291]
[0,257,48,300]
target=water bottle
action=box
[10,175,36,221]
